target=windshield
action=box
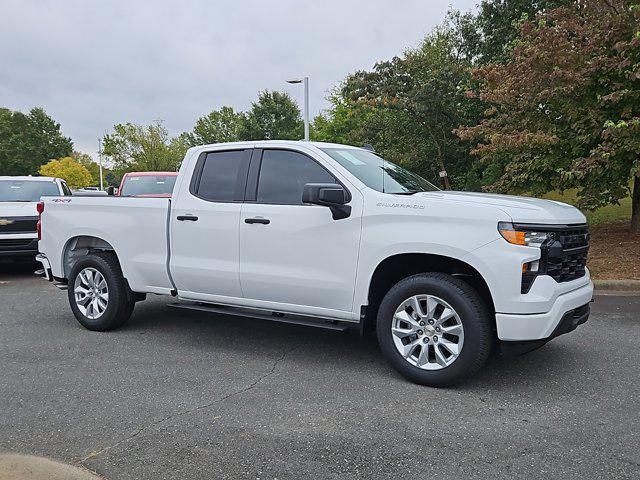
[0,180,60,202]
[120,175,177,196]
[321,148,439,194]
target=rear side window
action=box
[193,150,251,202]
[60,182,72,196]
[256,150,336,205]
[120,175,177,196]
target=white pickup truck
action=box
[36,141,593,386]
[0,176,72,262]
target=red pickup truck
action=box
[116,172,178,197]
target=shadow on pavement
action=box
[0,261,39,281]
[120,297,588,393]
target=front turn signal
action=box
[498,222,526,246]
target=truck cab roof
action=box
[0,176,62,182]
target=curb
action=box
[593,279,640,292]
[0,454,104,480]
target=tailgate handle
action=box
[245,217,270,225]
[177,215,198,222]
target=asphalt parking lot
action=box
[1,264,639,480]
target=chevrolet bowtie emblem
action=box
[0,219,14,226]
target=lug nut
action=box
[417,330,423,335]
[435,327,441,332]
[419,321,425,326]
[428,320,434,325]
[433,336,438,342]
[423,338,429,343]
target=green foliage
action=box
[314,24,485,188]
[239,91,303,140]
[72,151,111,186]
[458,0,640,230]
[471,0,573,63]
[0,107,73,176]
[102,120,187,178]
[39,157,92,189]
[185,106,245,145]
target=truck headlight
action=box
[498,222,552,247]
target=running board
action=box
[167,301,349,332]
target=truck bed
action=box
[38,196,174,294]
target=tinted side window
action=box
[257,150,336,205]
[195,150,249,202]
[61,182,72,196]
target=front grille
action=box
[558,227,589,249]
[547,250,588,282]
[547,224,589,283]
[519,223,590,293]
[0,216,38,234]
[0,238,34,248]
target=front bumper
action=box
[500,302,590,356]
[495,279,593,341]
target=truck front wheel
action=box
[67,252,135,331]
[376,273,491,387]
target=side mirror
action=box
[302,183,352,220]
[106,186,116,196]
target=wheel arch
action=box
[363,253,496,331]
[61,235,118,279]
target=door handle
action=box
[177,215,199,221]
[244,217,270,225]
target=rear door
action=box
[239,148,362,318]
[170,148,252,301]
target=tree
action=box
[72,151,111,186]
[318,23,484,189]
[0,107,73,176]
[105,172,117,187]
[457,0,640,231]
[39,157,92,188]
[185,106,244,146]
[470,0,573,63]
[239,91,303,140]
[102,120,187,177]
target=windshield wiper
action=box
[393,190,421,195]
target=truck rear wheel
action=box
[67,252,135,331]
[376,273,491,387]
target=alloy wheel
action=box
[391,294,464,370]
[74,267,109,320]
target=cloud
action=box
[0,0,477,157]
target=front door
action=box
[239,148,362,318]
[170,148,252,301]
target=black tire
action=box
[376,273,491,387]
[67,252,135,331]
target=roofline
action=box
[122,171,179,176]
[0,176,60,181]
[188,140,363,153]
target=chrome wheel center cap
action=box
[425,325,436,336]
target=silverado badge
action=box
[0,219,14,226]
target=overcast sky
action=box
[0,0,477,158]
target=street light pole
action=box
[303,76,309,141]
[98,138,104,190]
[287,76,310,141]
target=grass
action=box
[537,190,638,280]
[540,189,631,226]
